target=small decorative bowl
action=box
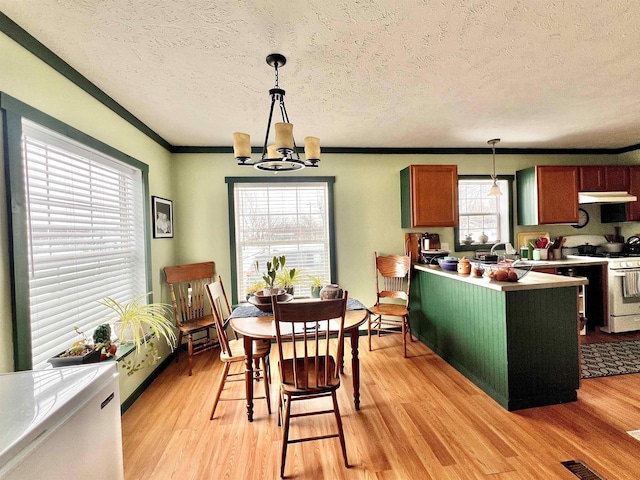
[248,293,293,312]
[437,257,459,271]
[252,289,287,304]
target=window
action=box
[226,177,336,304]
[455,176,513,252]
[7,114,149,370]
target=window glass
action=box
[229,179,334,303]
[21,119,146,368]
[456,177,512,251]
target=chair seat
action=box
[221,338,271,363]
[177,314,217,334]
[369,303,408,317]
[280,356,340,393]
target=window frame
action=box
[1,92,152,371]
[454,175,515,253]
[225,176,337,305]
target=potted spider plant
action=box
[307,274,324,298]
[98,294,176,353]
[246,280,266,300]
[276,266,302,295]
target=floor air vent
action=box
[561,460,605,479]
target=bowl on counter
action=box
[483,261,532,282]
[437,257,459,271]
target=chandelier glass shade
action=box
[487,138,502,197]
[232,54,320,172]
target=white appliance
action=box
[566,244,640,333]
[602,257,640,333]
[0,363,124,480]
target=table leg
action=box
[349,330,361,410]
[243,335,254,422]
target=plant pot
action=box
[48,346,100,367]
[311,286,322,298]
[319,284,344,300]
[115,321,147,344]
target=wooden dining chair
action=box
[272,294,349,478]
[205,277,271,420]
[368,252,413,357]
[164,261,219,376]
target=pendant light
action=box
[232,54,320,172]
[487,138,502,196]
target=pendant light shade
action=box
[232,54,320,172]
[487,138,502,197]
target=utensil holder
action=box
[533,248,548,261]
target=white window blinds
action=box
[22,120,146,368]
[234,182,331,299]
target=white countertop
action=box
[414,263,589,291]
[517,258,608,268]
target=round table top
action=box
[230,309,368,339]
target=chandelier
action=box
[232,54,320,172]
[487,138,502,196]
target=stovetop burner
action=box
[573,252,630,258]
[568,252,640,265]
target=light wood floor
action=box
[582,326,640,344]
[122,334,640,479]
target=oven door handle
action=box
[611,271,640,277]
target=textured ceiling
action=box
[2,1,640,150]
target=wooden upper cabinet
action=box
[579,165,629,191]
[400,165,458,228]
[626,166,640,222]
[579,166,606,191]
[517,166,579,225]
[604,166,629,191]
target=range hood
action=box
[578,191,637,204]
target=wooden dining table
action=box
[229,303,369,422]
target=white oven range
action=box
[566,255,640,333]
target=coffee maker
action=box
[419,233,448,264]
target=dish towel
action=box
[623,271,640,297]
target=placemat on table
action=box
[229,298,367,319]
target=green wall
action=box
[2,28,640,404]
[0,32,176,401]
[171,150,640,309]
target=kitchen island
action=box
[410,264,588,410]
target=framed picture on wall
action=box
[152,196,173,238]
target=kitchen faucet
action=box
[490,242,516,258]
[490,242,507,254]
